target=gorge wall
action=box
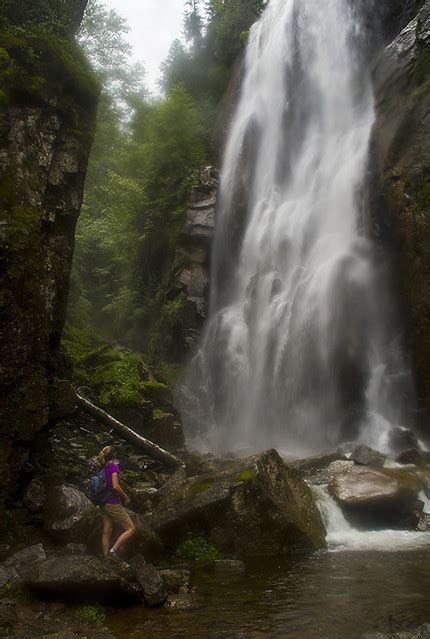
[0,0,98,510]
[372,0,430,433]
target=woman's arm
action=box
[111,473,130,505]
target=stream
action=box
[108,488,430,638]
[108,549,430,638]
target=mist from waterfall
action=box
[181,0,414,456]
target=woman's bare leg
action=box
[102,514,113,556]
[110,517,136,554]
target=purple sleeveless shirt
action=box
[105,462,121,505]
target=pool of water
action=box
[108,549,430,638]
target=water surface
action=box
[108,550,430,638]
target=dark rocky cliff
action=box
[159,167,218,362]
[0,1,99,509]
[372,0,430,431]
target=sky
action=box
[102,0,185,93]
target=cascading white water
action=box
[181,0,414,454]
[313,485,430,551]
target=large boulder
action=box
[19,555,141,601]
[152,449,326,557]
[4,544,46,572]
[44,485,98,544]
[328,464,423,528]
[129,554,167,607]
[339,444,386,468]
[125,510,164,561]
[388,428,420,456]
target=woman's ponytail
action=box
[96,445,116,469]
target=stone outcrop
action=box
[160,166,218,359]
[0,3,99,512]
[328,463,423,529]
[129,554,167,607]
[152,449,326,557]
[19,554,141,601]
[339,444,386,468]
[371,1,430,432]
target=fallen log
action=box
[76,393,184,469]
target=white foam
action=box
[313,484,430,552]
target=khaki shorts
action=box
[101,503,133,529]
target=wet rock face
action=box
[0,9,98,511]
[371,1,430,433]
[328,464,422,529]
[161,166,218,359]
[152,449,327,557]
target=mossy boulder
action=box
[152,449,326,557]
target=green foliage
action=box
[160,362,184,386]
[176,535,222,563]
[189,477,215,496]
[0,25,99,118]
[153,407,164,418]
[0,0,80,35]
[414,46,430,84]
[417,183,430,209]
[0,582,12,597]
[77,604,106,627]
[91,352,144,408]
[69,0,265,359]
[236,470,255,482]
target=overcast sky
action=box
[102,0,185,93]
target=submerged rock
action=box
[213,560,245,575]
[152,449,326,557]
[328,465,422,529]
[158,568,191,594]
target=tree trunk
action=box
[76,394,184,469]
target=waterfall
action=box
[313,485,430,551]
[181,0,414,455]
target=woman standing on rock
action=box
[96,445,136,561]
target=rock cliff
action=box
[0,2,99,511]
[160,167,218,360]
[371,1,430,432]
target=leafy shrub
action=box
[176,535,222,564]
[91,352,144,407]
[77,604,106,627]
